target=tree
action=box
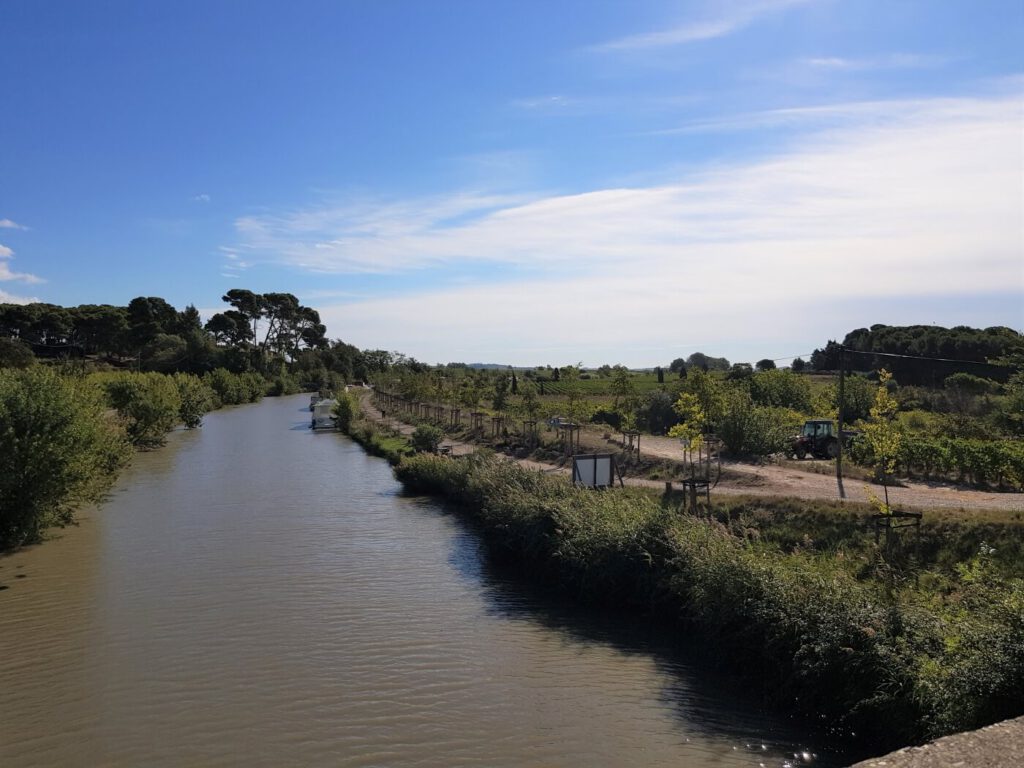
[791,357,806,373]
[633,390,678,434]
[666,392,705,446]
[861,370,903,515]
[668,357,687,376]
[610,365,635,411]
[516,379,540,420]
[747,369,812,411]
[561,364,584,423]
[756,358,776,371]
[492,371,511,413]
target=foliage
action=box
[515,379,541,419]
[860,370,903,510]
[746,368,812,411]
[666,391,704,446]
[204,368,265,407]
[332,391,359,432]
[0,337,35,368]
[411,424,445,453]
[811,325,1022,385]
[173,372,213,428]
[716,391,795,457]
[632,390,678,435]
[0,367,130,548]
[101,372,182,447]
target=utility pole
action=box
[836,345,846,499]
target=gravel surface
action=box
[360,393,1024,514]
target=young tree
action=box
[861,369,903,514]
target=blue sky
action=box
[2,0,1022,366]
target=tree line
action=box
[0,289,397,390]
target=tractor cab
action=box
[793,419,839,459]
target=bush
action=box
[102,372,182,447]
[717,392,793,457]
[333,391,358,432]
[411,424,444,453]
[0,367,130,548]
[205,368,266,406]
[173,372,213,428]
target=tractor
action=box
[791,419,858,460]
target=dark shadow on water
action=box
[419,494,862,768]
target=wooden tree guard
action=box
[490,416,506,439]
[678,436,722,516]
[433,405,445,423]
[873,510,922,548]
[450,408,462,428]
[522,419,538,445]
[470,412,485,432]
[621,429,641,460]
[558,422,581,456]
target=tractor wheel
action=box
[826,439,839,459]
[795,446,807,460]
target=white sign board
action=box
[573,454,616,489]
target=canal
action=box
[0,395,849,766]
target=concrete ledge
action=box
[850,716,1024,767]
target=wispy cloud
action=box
[592,0,814,52]
[0,245,45,284]
[193,193,211,202]
[0,218,29,230]
[235,90,1022,363]
[231,191,529,273]
[803,53,950,71]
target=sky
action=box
[2,0,1022,367]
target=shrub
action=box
[411,424,444,453]
[102,372,182,447]
[716,392,793,457]
[173,372,213,428]
[333,391,359,432]
[0,367,130,548]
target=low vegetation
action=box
[395,452,1024,753]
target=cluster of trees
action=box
[810,324,1022,385]
[0,290,404,392]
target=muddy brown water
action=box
[0,395,854,767]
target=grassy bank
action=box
[394,452,1024,755]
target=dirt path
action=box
[359,392,1024,513]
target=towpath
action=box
[358,392,1023,513]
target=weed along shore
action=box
[336,392,1024,761]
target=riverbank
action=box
[392,452,1023,758]
[336,394,1024,760]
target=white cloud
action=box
[592,0,814,52]
[803,53,949,71]
[234,90,1022,364]
[193,193,211,202]
[0,219,29,230]
[0,243,44,284]
[0,288,40,304]
[0,261,45,284]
